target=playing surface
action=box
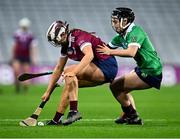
[0,84,180,138]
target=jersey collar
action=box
[124,22,135,39]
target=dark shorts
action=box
[14,56,31,64]
[93,56,118,83]
[135,67,163,89]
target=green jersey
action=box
[109,23,162,76]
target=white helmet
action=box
[46,20,69,47]
[19,17,31,28]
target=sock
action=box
[121,104,137,116]
[70,101,78,112]
[53,111,64,123]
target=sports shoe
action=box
[45,120,62,126]
[115,113,143,125]
[114,113,128,124]
[127,114,143,125]
[63,111,82,126]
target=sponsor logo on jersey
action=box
[131,36,137,42]
[141,72,148,78]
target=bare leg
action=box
[48,63,106,125]
[56,84,69,114]
[128,93,136,109]
[12,60,21,92]
[22,63,31,92]
[65,76,78,102]
[110,71,150,124]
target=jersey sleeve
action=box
[108,34,121,49]
[30,34,38,48]
[76,35,92,51]
[127,27,145,48]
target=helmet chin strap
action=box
[120,18,131,29]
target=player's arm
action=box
[97,43,139,57]
[11,42,16,60]
[64,44,94,78]
[42,56,68,101]
[74,45,94,75]
[30,40,38,65]
[109,43,139,57]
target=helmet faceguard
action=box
[111,7,135,34]
[46,20,69,47]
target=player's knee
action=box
[64,76,78,86]
[109,82,123,97]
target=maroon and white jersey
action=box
[61,29,111,61]
[13,29,35,59]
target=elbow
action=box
[130,53,136,58]
[89,53,94,61]
[126,46,138,58]
[124,53,135,58]
[128,51,137,58]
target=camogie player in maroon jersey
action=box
[11,17,38,92]
[41,20,118,126]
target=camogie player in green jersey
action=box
[97,7,162,125]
